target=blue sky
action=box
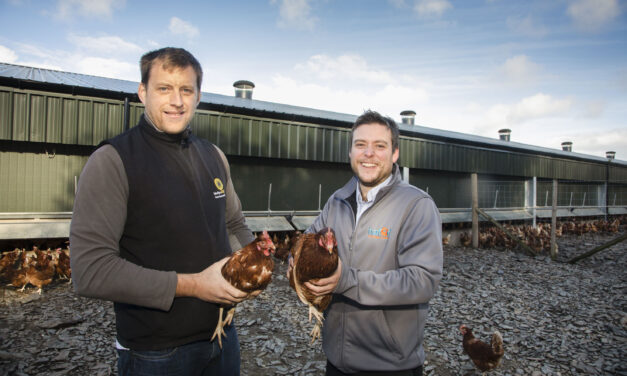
[1,0,626,160]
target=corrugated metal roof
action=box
[0,63,139,93]
[0,62,624,165]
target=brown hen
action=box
[288,227,338,342]
[54,248,72,282]
[25,249,57,294]
[211,230,275,348]
[460,324,504,374]
[1,250,28,289]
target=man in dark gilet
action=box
[70,47,255,375]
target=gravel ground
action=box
[0,229,625,376]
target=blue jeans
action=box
[117,324,240,376]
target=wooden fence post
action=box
[551,179,558,260]
[472,173,478,248]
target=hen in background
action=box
[211,231,276,348]
[25,248,57,294]
[0,249,27,290]
[460,324,504,374]
[274,231,301,263]
[54,248,72,282]
[288,227,338,342]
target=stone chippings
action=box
[0,231,625,375]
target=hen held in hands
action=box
[288,227,338,343]
[211,231,275,348]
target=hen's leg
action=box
[211,307,226,349]
[308,305,324,325]
[224,307,236,326]
[310,322,322,343]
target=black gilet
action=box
[105,115,230,350]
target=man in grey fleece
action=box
[70,47,255,375]
[304,110,443,375]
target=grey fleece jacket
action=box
[309,164,443,373]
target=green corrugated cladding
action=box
[0,150,87,212]
[229,159,353,211]
[1,85,625,183]
[398,137,609,181]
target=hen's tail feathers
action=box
[491,331,504,355]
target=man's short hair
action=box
[352,110,400,151]
[140,47,203,91]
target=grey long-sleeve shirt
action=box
[69,144,253,311]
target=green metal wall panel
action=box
[0,150,87,212]
[409,170,471,208]
[29,94,46,142]
[107,104,124,138]
[61,98,77,144]
[229,158,353,211]
[46,96,63,143]
[77,100,93,145]
[12,92,28,141]
[0,91,11,139]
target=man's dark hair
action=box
[140,47,203,91]
[352,110,400,151]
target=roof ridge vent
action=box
[561,141,573,152]
[400,110,416,125]
[233,80,254,99]
[498,128,511,141]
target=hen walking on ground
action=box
[460,324,504,374]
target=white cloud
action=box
[74,56,137,81]
[249,53,430,120]
[271,0,317,30]
[414,0,452,18]
[577,127,627,155]
[258,73,428,119]
[54,0,125,20]
[68,34,143,55]
[579,100,605,118]
[388,0,406,8]
[506,15,548,38]
[500,55,541,85]
[6,43,138,81]
[507,93,572,124]
[295,54,395,84]
[168,17,199,38]
[617,68,627,92]
[567,0,620,32]
[0,45,19,63]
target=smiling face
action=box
[137,61,200,134]
[349,122,399,198]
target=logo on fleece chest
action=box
[212,177,226,199]
[367,226,391,240]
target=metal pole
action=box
[123,97,130,131]
[267,183,272,212]
[532,177,537,228]
[569,192,573,207]
[472,173,479,248]
[582,192,586,207]
[551,179,558,260]
[318,184,322,211]
[493,189,499,208]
